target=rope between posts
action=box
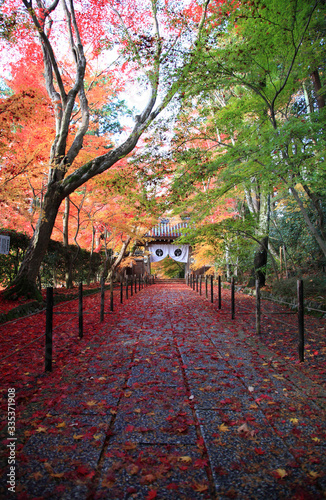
[0,287,112,364]
[0,279,153,367]
[0,333,45,363]
[252,294,326,315]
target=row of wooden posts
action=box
[45,275,154,371]
[187,273,305,363]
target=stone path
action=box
[1,281,325,499]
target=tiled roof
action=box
[146,220,188,239]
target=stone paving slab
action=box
[94,444,211,499]
[1,281,325,499]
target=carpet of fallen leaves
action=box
[0,280,325,499]
[213,287,326,387]
[0,283,102,315]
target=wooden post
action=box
[210,276,213,303]
[130,275,133,296]
[205,276,208,298]
[231,277,235,319]
[297,280,304,362]
[78,282,83,338]
[126,277,128,299]
[139,275,141,291]
[255,279,261,335]
[193,274,195,291]
[45,287,53,372]
[100,278,105,322]
[120,281,123,304]
[134,275,137,294]
[196,275,198,292]
[218,275,221,309]
[110,276,114,312]
[199,275,202,296]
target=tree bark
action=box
[246,188,271,287]
[310,69,325,110]
[104,236,132,283]
[4,188,64,300]
[5,0,211,300]
[289,184,326,258]
[63,196,73,288]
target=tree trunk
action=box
[254,236,269,287]
[102,236,132,284]
[289,184,326,259]
[63,197,73,288]
[4,189,63,300]
[246,190,271,288]
[310,69,325,110]
[87,225,96,285]
[4,0,211,300]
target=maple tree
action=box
[149,0,326,284]
[1,0,213,299]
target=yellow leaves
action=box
[134,408,141,414]
[312,437,321,442]
[50,472,65,479]
[219,423,229,432]
[110,409,117,415]
[97,376,106,381]
[192,482,209,492]
[44,462,65,478]
[275,469,288,479]
[93,434,102,441]
[73,433,85,440]
[178,456,192,464]
[124,391,132,398]
[35,426,47,433]
[190,242,217,270]
[30,471,43,480]
[308,471,320,479]
[289,418,299,424]
[123,442,137,451]
[43,462,53,473]
[56,422,66,428]
[86,400,97,407]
